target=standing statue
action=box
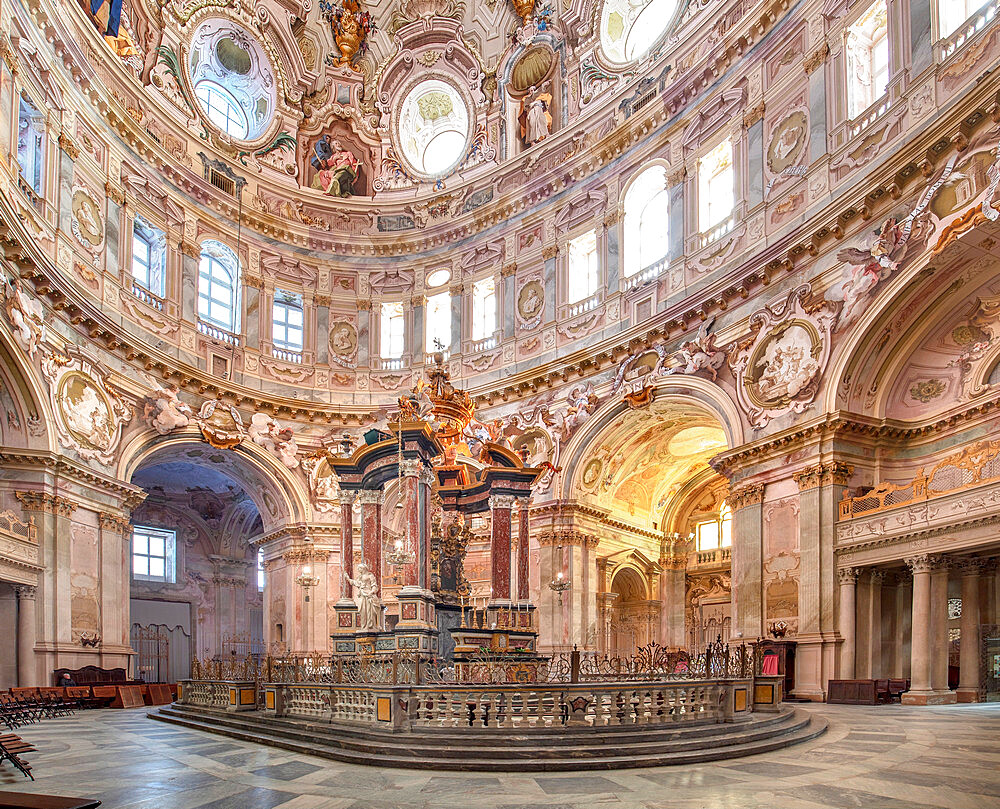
[518,86,552,146]
[346,561,382,631]
[310,135,361,198]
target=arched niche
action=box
[0,325,52,452]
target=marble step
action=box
[157,702,796,747]
[149,705,826,771]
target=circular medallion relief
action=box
[600,0,679,65]
[71,189,104,248]
[766,110,807,174]
[746,321,822,408]
[57,372,114,452]
[395,78,471,179]
[582,458,603,488]
[329,321,358,356]
[517,280,544,320]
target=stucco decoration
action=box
[142,383,193,434]
[2,275,45,357]
[248,412,300,468]
[983,138,1000,222]
[70,187,105,252]
[301,451,340,512]
[516,279,544,325]
[730,284,835,428]
[196,399,245,449]
[664,317,727,382]
[766,109,807,174]
[612,343,671,405]
[329,320,358,365]
[42,349,132,464]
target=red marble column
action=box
[517,499,530,602]
[359,490,383,593]
[339,492,355,600]
[490,495,515,602]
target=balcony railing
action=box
[471,334,498,353]
[374,355,406,371]
[699,215,734,248]
[848,95,892,139]
[566,292,601,319]
[689,547,732,568]
[623,255,669,292]
[197,320,241,346]
[939,0,998,61]
[131,282,164,311]
[272,346,302,364]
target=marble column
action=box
[449,285,463,353]
[357,301,370,367]
[604,212,620,295]
[542,248,557,323]
[667,173,685,262]
[903,554,955,704]
[15,585,37,687]
[729,483,764,640]
[316,298,330,365]
[489,495,515,603]
[412,296,425,359]
[957,559,983,702]
[501,265,516,341]
[837,567,859,679]
[399,459,421,588]
[516,499,530,602]
[179,243,199,324]
[930,561,950,693]
[909,0,934,77]
[338,492,355,602]
[244,281,261,351]
[807,61,828,168]
[358,490,383,594]
[860,569,885,678]
[746,118,764,207]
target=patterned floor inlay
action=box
[0,703,998,808]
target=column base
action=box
[901,689,958,705]
[955,687,980,703]
[790,688,827,702]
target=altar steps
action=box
[149,703,826,771]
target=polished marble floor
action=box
[1,703,999,808]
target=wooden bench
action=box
[52,666,130,687]
[0,733,36,780]
[827,679,880,704]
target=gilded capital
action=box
[180,240,202,260]
[803,42,830,74]
[501,262,518,278]
[542,245,559,260]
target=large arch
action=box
[0,321,53,453]
[116,429,311,532]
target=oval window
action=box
[600,0,679,65]
[396,79,470,178]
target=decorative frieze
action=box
[537,530,599,548]
[794,462,854,490]
[16,491,77,516]
[282,549,331,564]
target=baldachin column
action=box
[489,495,515,603]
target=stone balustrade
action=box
[183,678,756,732]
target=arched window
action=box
[623,166,670,277]
[698,139,734,233]
[426,290,451,352]
[132,216,166,297]
[720,503,732,548]
[846,1,889,119]
[198,240,241,332]
[257,550,265,591]
[472,278,497,341]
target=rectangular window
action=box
[698,139,734,233]
[132,526,176,583]
[257,550,265,591]
[696,520,720,551]
[381,301,405,358]
[846,1,889,119]
[939,0,980,39]
[567,230,600,303]
[472,278,497,341]
[272,290,304,351]
[131,217,166,297]
[17,95,45,195]
[426,291,451,352]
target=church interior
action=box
[1,0,1000,801]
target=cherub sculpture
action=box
[3,276,44,357]
[834,218,904,325]
[666,317,726,381]
[249,412,300,469]
[142,383,192,435]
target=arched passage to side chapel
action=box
[546,379,741,654]
[118,432,315,666]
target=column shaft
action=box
[490,496,513,602]
[957,562,982,702]
[909,565,932,692]
[339,495,354,600]
[516,503,530,602]
[838,569,858,679]
[930,566,950,692]
[16,587,37,687]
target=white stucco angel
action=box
[142,383,192,435]
[519,86,552,146]
[666,317,727,382]
[249,412,300,469]
[833,217,904,326]
[346,561,383,631]
[3,276,45,357]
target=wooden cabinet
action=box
[757,639,796,697]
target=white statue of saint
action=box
[519,86,552,146]
[346,561,382,631]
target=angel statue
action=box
[142,383,192,435]
[398,379,435,421]
[346,561,383,631]
[310,135,360,198]
[518,86,552,147]
[834,217,904,326]
[666,317,726,381]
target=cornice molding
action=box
[1,451,146,507]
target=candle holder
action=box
[548,570,570,605]
[295,565,320,601]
